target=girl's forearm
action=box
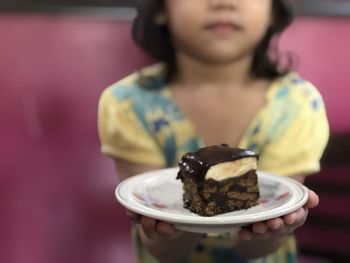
[137,225,202,263]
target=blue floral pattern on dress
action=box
[112,75,201,166]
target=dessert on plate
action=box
[176,144,260,216]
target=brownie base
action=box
[182,170,259,216]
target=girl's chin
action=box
[198,53,248,65]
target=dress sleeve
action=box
[97,86,165,166]
[258,82,330,177]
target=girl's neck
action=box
[173,52,254,87]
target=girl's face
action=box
[162,0,273,64]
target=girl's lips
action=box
[204,22,241,37]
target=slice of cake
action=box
[176,144,260,216]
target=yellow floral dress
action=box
[98,64,329,263]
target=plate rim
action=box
[115,167,308,226]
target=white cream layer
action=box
[205,157,257,181]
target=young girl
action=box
[98,0,329,262]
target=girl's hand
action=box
[126,210,184,240]
[238,189,319,241]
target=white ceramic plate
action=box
[116,167,308,233]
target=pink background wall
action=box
[280,17,350,133]
[1,14,349,263]
[0,14,150,263]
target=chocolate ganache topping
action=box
[176,144,258,185]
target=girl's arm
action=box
[114,158,203,263]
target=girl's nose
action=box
[209,0,237,10]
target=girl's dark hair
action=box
[132,0,293,81]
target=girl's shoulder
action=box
[267,71,325,107]
[104,63,167,102]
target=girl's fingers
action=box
[238,198,313,241]
[238,222,268,241]
[238,228,253,241]
[252,222,268,234]
[266,218,284,231]
[140,216,157,239]
[126,210,140,223]
[156,221,183,239]
[283,207,307,226]
[239,225,271,240]
[137,215,184,240]
[283,211,297,225]
[304,189,319,209]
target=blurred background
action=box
[0,1,349,263]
